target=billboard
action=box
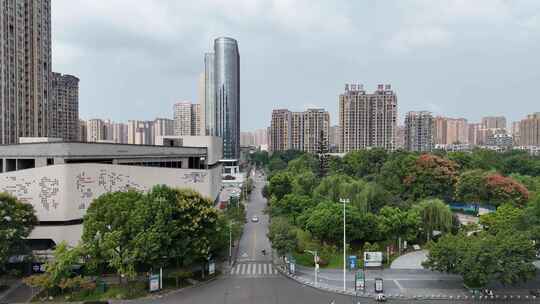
[364,251,383,267]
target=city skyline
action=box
[53,1,540,131]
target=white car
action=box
[251,216,259,222]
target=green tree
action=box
[479,204,525,235]
[377,151,417,197]
[470,148,503,171]
[378,206,421,244]
[270,194,315,223]
[0,193,38,272]
[298,202,378,244]
[447,152,474,172]
[82,191,142,283]
[291,170,318,196]
[424,231,537,287]
[268,157,287,172]
[313,174,365,206]
[45,242,83,293]
[341,148,388,179]
[454,169,488,204]
[267,172,293,200]
[268,217,298,257]
[356,182,397,213]
[411,199,453,241]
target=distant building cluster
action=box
[265,83,538,155]
[240,129,268,148]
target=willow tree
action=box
[412,199,453,241]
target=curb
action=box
[272,262,540,302]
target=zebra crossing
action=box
[230,262,280,277]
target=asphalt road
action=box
[235,171,272,264]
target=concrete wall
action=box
[156,135,223,165]
[0,163,221,222]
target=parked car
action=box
[251,216,259,222]
[530,289,540,297]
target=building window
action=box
[47,158,54,166]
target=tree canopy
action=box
[0,193,38,271]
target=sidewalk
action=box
[0,279,33,303]
[274,259,540,301]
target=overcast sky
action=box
[53,0,540,131]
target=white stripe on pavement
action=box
[263,263,267,275]
[241,263,247,275]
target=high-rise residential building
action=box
[329,125,340,152]
[112,122,128,144]
[468,123,482,146]
[79,120,87,142]
[204,53,216,136]
[128,120,153,145]
[49,73,79,141]
[253,129,268,148]
[173,102,200,136]
[481,116,506,129]
[240,132,255,146]
[395,125,406,150]
[302,109,330,153]
[191,104,201,136]
[153,118,174,144]
[339,84,397,153]
[512,121,521,145]
[432,116,468,145]
[270,108,329,153]
[1,0,52,144]
[519,113,540,146]
[205,37,240,159]
[270,110,291,152]
[87,119,107,142]
[174,102,193,136]
[404,111,433,152]
[432,117,447,145]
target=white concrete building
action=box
[0,142,222,247]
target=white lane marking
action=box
[241,264,247,275]
[394,280,404,291]
[235,264,241,275]
[257,263,261,275]
[247,263,252,275]
[263,263,267,275]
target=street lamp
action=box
[339,198,350,292]
[305,250,319,287]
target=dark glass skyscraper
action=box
[206,37,240,160]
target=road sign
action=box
[364,251,383,268]
[149,274,160,292]
[349,255,357,270]
[208,260,216,275]
[374,277,384,293]
[355,271,365,291]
